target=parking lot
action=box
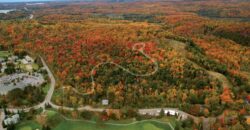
[0,73,45,95]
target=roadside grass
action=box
[15,120,41,130]
[42,83,51,94]
[46,110,57,118]
[161,117,178,128]
[104,118,137,124]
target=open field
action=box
[16,119,173,130]
[15,110,175,130]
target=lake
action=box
[0,9,16,14]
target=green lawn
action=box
[53,120,173,130]
[32,63,39,70]
[15,110,175,130]
[15,120,42,130]
[0,51,11,58]
[46,110,57,118]
[19,63,39,72]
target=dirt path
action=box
[208,71,232,88]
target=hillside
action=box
[0,1,250,129]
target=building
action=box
[21,59,29,64]
[8,56,18,62]
[25,55,34,63]
[3,114,20,126]
[102,99,109,105]
[20,56,34,65]
[164,110,178,116]
[1,62,7,73]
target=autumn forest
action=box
[0,0,250,130]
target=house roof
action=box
[102,99,109,105]
[25,55,34,62]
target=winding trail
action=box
[71,42,159,96]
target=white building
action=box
[164,110,178,116]
[1,62,7,73]
[3,114,20,126]
[102,99,109,105]
[20,56,34,65]
[21,59,29,64]
[1,66,7,73]
[25,55,34,63]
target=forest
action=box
[0,0,250,129]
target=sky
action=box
[0,0,57,3]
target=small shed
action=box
[102,99,109,105]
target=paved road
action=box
[41,57,56,108]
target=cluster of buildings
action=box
[3,114,20,126]
[0,55,35,73]
[139,108,188,120]
[0,53,45,95]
